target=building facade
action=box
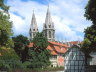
[29,7,55,41]
[64,45,85,72]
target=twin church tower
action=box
[29,7,55,42]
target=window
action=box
[49,31,51,38]
[33,33,35,37]
[49,25,51,28]
[33,29,35,31]
[53,31,55,38]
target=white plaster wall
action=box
[90,52,96,65]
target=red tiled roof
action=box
[48,41,69,55]
[69,41,79,45]
[47,45,58,55]
[48,41,69,48]
[54,46,61,53]
[47,45,53,51]
[28,41,69,55]
[53,46,67,53]
[51,50,58,55]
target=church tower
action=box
[29,10,38,40]
[43,6,55,41]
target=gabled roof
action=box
[64,45,84,56]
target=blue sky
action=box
[5,0,91,42]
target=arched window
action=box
[49,25,51,28]
[49,31,51,38]
[33,29,35,31]
[33,33,35,37]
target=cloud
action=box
[7,0,91,41]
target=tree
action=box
[0,0,9,12]
[82,0,96,53]
[32,32,48,52]
[81,0,96,65]
[12,35,29,62]
[84,0,96,24]
[0,47,21,71]
[27,49,51,69]
[0,0,13,47]
[0,1,22,70]
[27,32,51,69]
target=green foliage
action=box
[12,35,29,50]
[12,35,29,62]
[0,0,9,12]
[0,47,21,71]
[84,0,96,24]
[81,38,91,54]
[82,0,96,65]
[0,47,20,60]
[27,48,51,69]
[32,32,48,52]
[82,0,96,53]
[26,32,51,69]
[0,60,11,71]
[0,0,13,47]
[84,27,96,52]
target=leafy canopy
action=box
[0,47,21,71]
[27,49,51,69]
[26,32,51,69]
[32,32,48,52]
[81,0,96,56]
[12,35,29,62]
[0,0,13,47]
[84,0,96,24]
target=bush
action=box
[0,47,21,71]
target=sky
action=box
[5,0,91,42]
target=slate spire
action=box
[43,6,55,41]
[29,10,38,40]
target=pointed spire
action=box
[29,9,38,40]
[45,5,52,25]
[31,9,38,31]
[33,8,34,13]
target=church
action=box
[29,6,55,42]
[28,7,80,67]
